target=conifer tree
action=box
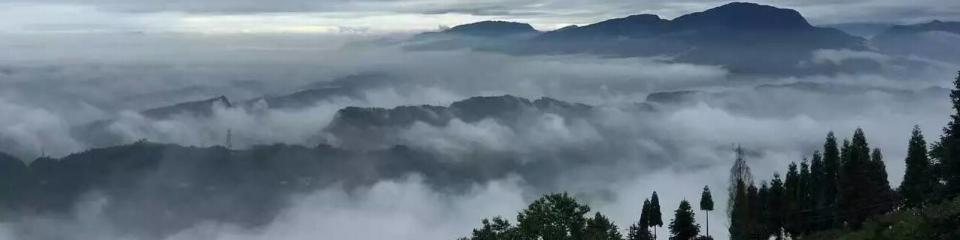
[728,181,751,240]
[936,71,960,198]
[821,133,841,228]
[669,200,700,240]
[869,148,896,216]
[728,146,752,220]
[699,186,714,237]
[901,126,936,208]
[767,174,786,238]
[839,128,876,227]
[798,159,812,234]
[650,192,663,238]
[639,199,652,229]
[808,151,826,230]
[784,162,801,235]
[751,183,766,238]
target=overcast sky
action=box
[1,0,957,34]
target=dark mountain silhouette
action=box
[325,95,594,149]
[141,96,231,119]
[0,142,532,239]
[670,2,810,30]
[873,20,960,63]
[410,2,866,75]
[245,72,394,109]
[442,21,539,37]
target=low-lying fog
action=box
[0,32,957,240]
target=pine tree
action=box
[639,199,652,229]
[728,146,752,220]
[650,192,663,238]
[669,200,700,240]
[869,148,896,216]
[751,183,766,238]
[586,212,624,240]
[937,71,960,198]
[821,133,841,228]
[798,159,812,234]
[808,151,826,231]
[767,174,786,239]
[839,128,879,227]
[784,162,801,236]
[728,181,751,240]
[699,186,714,237]
[901,126,936,208]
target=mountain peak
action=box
[444,21,538,37]
[673,2,811,30]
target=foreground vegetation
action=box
[460,71,960,240]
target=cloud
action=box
[0,30,957,240]
[1,0,959,34]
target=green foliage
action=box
[669,200,700,240]
[699,185,714,237]
[728,181,751,240]
[900,126,937,208]
[650,192,663,227]
[804,197,960,240]
[463,217,518,240]
[463,193,624,240]
[586,213,624,240]
[517,193,592,240]
[936,71,960,199]
[699,186,714,211]
[627,223,653,240]
[639,199,651,228]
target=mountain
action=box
[409,2,866,75]
[824,22,897,38]
[0,142,529,239]
[671,2,811,30]
[141,96,231,119]
[408,21,540,52]
[324,95,594,149]
[872,20,960,63]
[442,21,539,37]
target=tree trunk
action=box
[705,210,710,237]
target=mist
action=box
[0,20,958,240]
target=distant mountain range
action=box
[408,2,867,75]
[407,2,960,74]
[872,20,960,63]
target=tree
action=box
[936,71,960,198]
[516,193,591,240]
[808,151,826,231]
[767,174,786,239]
[699,186,714,237]
[669,200,700,240]
[797,159,813,234]
[728,181,751,240]
[821,132,841,228]
[728,146,752,220]
[650,192,663,238]
[901,126,937,208]
[784,162,801,236]
[639,199,652,229]
[586,212,624,240]
[627,223,654,240]
[839,128,894,227]
[463,217,517,240]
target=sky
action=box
[1,0,959,34]
[0,1,958,240]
